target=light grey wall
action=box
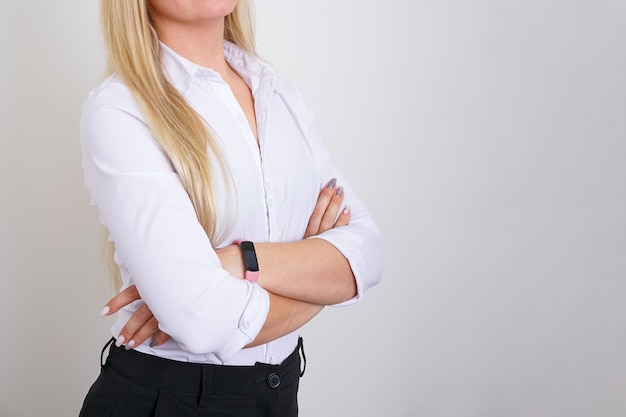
[1,1,625,416]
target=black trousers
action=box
[79,338,305,417]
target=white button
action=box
[242,321,250,330]
[265,182,272,191]
[237,114,245,122]
[351,241,358,248]
[268,199,273,207]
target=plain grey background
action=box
[1,1,625,416]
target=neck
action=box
[154,18,230,73]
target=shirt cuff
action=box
[309,229,369,307]
[214,282,270,362]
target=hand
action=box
[101,285,171,349]
[304,178,351,238]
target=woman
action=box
[78,0,381,416]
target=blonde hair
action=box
[100,0,255,289]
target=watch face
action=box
[241,241,259,272]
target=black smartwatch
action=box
[239,240,259,282]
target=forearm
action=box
[255,239,357,305]
[246,292,323,347]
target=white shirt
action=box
[80,41,382,366]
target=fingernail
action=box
[326,178,337,189]
[342,206,350,215]
[100,306,110,317]
[115,335,125,347]
[125,339,135,350]
[149,339,158,348]
[336,186,344,197]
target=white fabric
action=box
[80,41,381,365]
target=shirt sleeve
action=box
[79,81,269,360]
[298,100,383,306]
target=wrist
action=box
[217,245,246,279]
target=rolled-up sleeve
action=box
[305,123,383,306]
[80,82,269,360]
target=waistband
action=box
[102,337,304,400]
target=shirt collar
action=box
[159,40,275,94]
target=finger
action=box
[124,316,160,350]
[101,284,141,316]
[149,331,172,348]
[115,303,154,348]
[318,186,345,232]
[304,178,337,238]
[334,205,351,228]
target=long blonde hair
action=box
[100,0,255,289]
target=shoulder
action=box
[82,73,145,123]
[80,74,171,172]
[272,75,314,129]
[273,75,304,104]
[80,73,149,154]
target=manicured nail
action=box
[115,335,125,347]
[100,306,110,317]
[149,339,158,348]
[336,186,344,197]
[125,339,135,350]
[326,178,337,189]
[342,206,350,215]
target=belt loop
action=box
[100,337,115,368]
[298,337,306,377]
[198,365,212,408]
